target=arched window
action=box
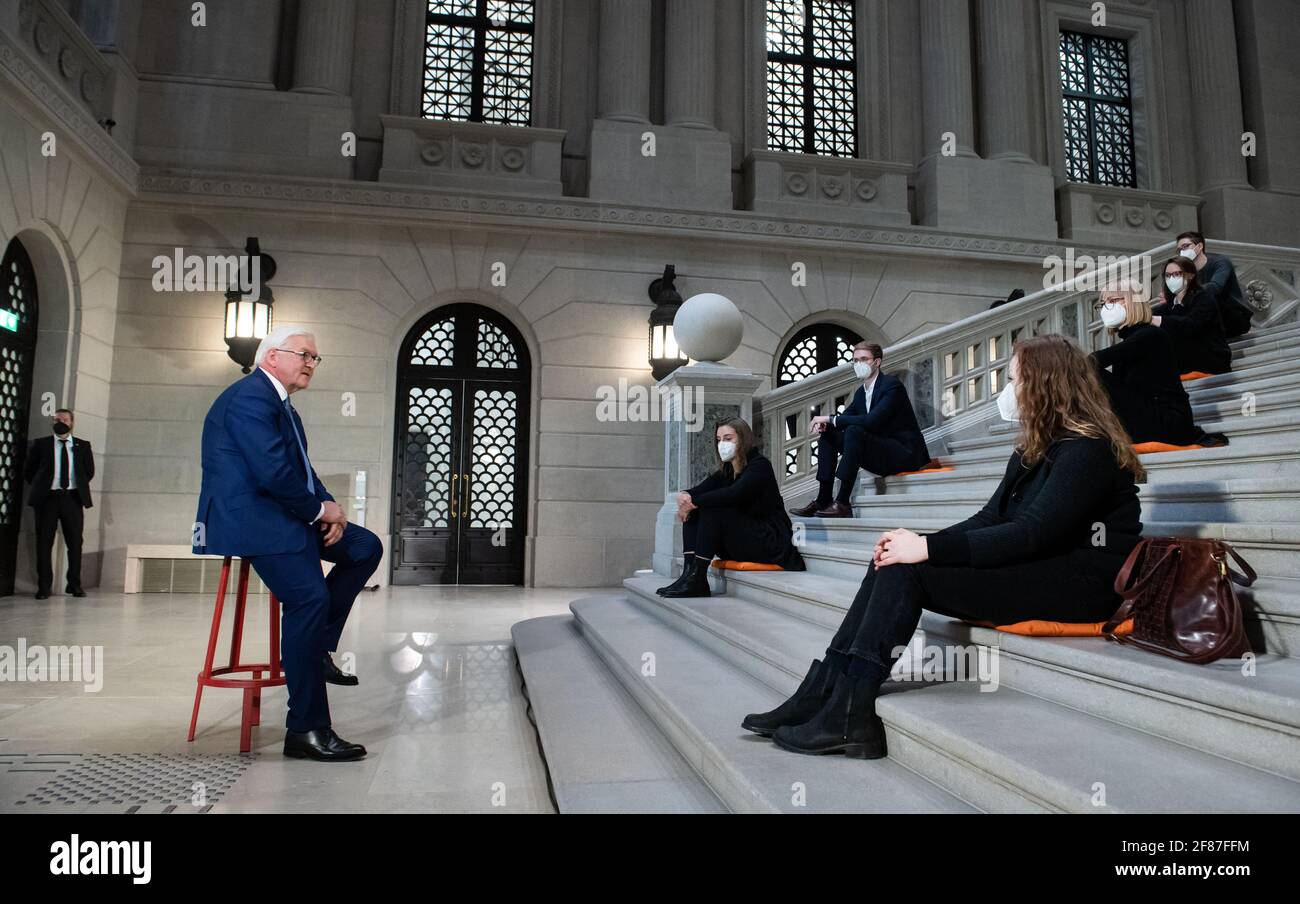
[777,323,862,385]
[765,0,858,157]
[423,0,535,126]
[1058,30,1136,187]
[0,237,39,596]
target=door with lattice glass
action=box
[394,304,529,585]
[0,239,39,597]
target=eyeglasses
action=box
[276,348,322,366]
[1093,298,1126,311]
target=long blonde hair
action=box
[1014,334,1145,480]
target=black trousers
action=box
[35,490,85,592]
[1097,370,1198,445]
[682,508,777,563]
[827,554,1122,674]
[816,426,913,499]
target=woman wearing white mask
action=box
[1091,284,1227,447]
[745,336,1144,757]
[1151,256,1232,376]
[658,417,805,599]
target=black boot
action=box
[656,558,696,596]
[771,673,886,759]
[741,659,838,736]
[658,556,711,598]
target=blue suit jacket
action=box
[193,369,334,557]
[831,372,931,472]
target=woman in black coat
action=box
[1152,256,1232,375]
[657,417,805,599]
[743,335,1146,759]
[1091,286,1226,447]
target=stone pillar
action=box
[292,0,357,95]
[919,0,976,159]
[664,0,716,129]
[651,363,764,578]
[976,0,1034,163]
[597,0,652,122]
[1185,0,1251,192]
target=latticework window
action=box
[424,0,534,126]
[765,0,857,157]
[778,324,862,385]
[1059,30,1136,187]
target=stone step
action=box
[1231,320,1300,355]
[846,476,1299,524]
[511,613,728,813]
[568,594,976,813]
[621,574,1300,784]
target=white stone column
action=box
[976,0,1034,163]
[597,0,652,122]
[292,0,357,95]
[664,0,716,129]
[919,0,976,158]
[1185,0,1251,191]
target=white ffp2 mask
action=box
[717,441,737,462]
[996,382,1020,422]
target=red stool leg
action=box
[270,593,281,679]
[240,688,254,754]
[188,557,232,742]
[251,669,262,726]
[228,559,251,671]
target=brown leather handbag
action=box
[1102,537,1256,663]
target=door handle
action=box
[461,470,470,518]
[450,473,458,518]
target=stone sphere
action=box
[673,293,744,362]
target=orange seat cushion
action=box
[897,466,955,477]
[1180,372,1214,382]
[1132,441,1206,454]
[710,559,784,572]
[966,618,1133,637]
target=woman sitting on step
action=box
[743,335,1143,759]
[1151,256,1232,376]
[1091,283,1228,448]
[657,417,805,599]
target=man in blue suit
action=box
[194,325,383,761]
[789,342,932,518]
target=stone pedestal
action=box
[587,119,733,210]
[652,362,764,577]
[915,155,1058,239]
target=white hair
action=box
[254,325,316,367]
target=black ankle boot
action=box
[741,659,838,736]
[771,673,886,759]
[656,561,694,596]
[658,557,711,598]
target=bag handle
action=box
[1222,542,1257,588]
[1103,541,1178,636]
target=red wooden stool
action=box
[187,557,285,753]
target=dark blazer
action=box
[1152,286,1232,374]
[193,369,335,557]
[25,435,95,508]
[1198,253,1252,338]
[831,373,931,473]
[687,448,805,570]
[926,435,1142,568]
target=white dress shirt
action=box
[258,367,324,523]
[50,435,77,490]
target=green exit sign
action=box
[0,310,17,332]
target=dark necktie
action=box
[283,399,315,494]
[59,439,70,490]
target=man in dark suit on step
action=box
[790,342,932,519]
[25,408,94,599]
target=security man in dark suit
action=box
[24,408,94,599]
[790,343,931,519]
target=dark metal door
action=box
[0,239,39,597]
[393,305,529,585]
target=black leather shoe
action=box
[323,653,358,686]
[283,727,366,761]
[789,499,829,518]
[814,501,854,518]
[772,673,887,759]
[658,557,711,599]
[35,590,50,600]
[742,659,838,736]
[66,587,86,598]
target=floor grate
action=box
[8,753,254,813]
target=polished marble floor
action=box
[0,585,589,814]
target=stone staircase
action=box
[514,282,1300,813]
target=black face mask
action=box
[53,422,71,436]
